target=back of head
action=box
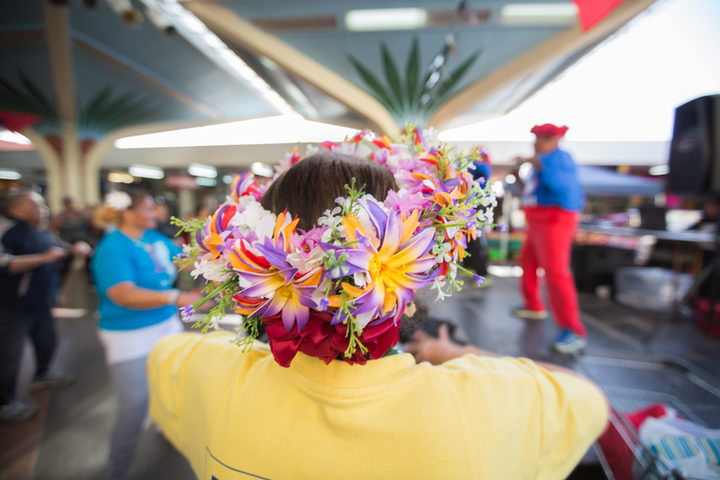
[261,151,397,230]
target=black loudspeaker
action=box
[668,94,720,196]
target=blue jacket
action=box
[535,148,585,212]
[0,217,63,309]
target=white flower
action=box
[104,191,132,211]
[230,199,276,240]
[432,277,450,301]
[318,207,343,238]
[355,310,375,330]
[423,127,438,145]
[191,260,230,283]
[353,270,371,288]
[305,144,319,156]
[334,142,359,156]
[286,245,325,273]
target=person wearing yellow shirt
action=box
[147,145,608,479]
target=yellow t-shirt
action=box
[148,332,608,480]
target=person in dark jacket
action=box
[0,191,75,422]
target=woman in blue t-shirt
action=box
[91,190,203,480]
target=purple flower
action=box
[473,274,485,286]
[331,197,438,327]
[180,305,195,322]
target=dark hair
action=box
[261,151,398,231]
[126,188,152,210]
[6,190,33,213]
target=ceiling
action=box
[0,0,656,171]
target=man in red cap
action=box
[511,123,586,353]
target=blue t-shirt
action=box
[535,148,585,211]
[91,229,182,331]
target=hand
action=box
[45,246,68,262]
[176,290,214,312]
[70,241,92,258]
[405,323,464,365]
[176,290,204,308]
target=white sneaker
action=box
[0,400,39,422]
[551,330,587,354]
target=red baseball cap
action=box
[530,123,569,137]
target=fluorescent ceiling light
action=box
[649,164,669,176]
[107,172,135,184]
[129,164,164,179]
[499,3,578,26]
[138,0,293,114]
[0,169,21,180]
[195,177,217,187]
[345,8,428,32]
[0,129,31,145]
[188,163,217,178]
[114,114,359,149]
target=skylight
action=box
[440,0,720,143]
[114,114,359,149]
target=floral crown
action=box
[175,126,497,367]
[104,191,132,211]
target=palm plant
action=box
[0,72,59,133]
[349,38,480,127]
[0,71,161,138]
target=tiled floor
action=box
[2,266,719,479]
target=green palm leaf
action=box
[405,38,421,110]
[79,89,159,135]
[430,50,481,109]
[82,86,114,121]
[17,71,57,118]
[348,55,400,114]
[350,39,481,127]
[0,77,57,120]
[380,42,405,112]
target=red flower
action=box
[263,311,401,367]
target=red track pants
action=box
[519,206,586,337]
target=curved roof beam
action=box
[429,0,657,129]
[184,1,398,136]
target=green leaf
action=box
[17,71,57,118]
[432,50,481,108]
[348,55,400,115]
[380,42,404,112]
[79,88,159,134]
[405,37,421,110]
[83,86,114,121]
[0,76,52,118]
